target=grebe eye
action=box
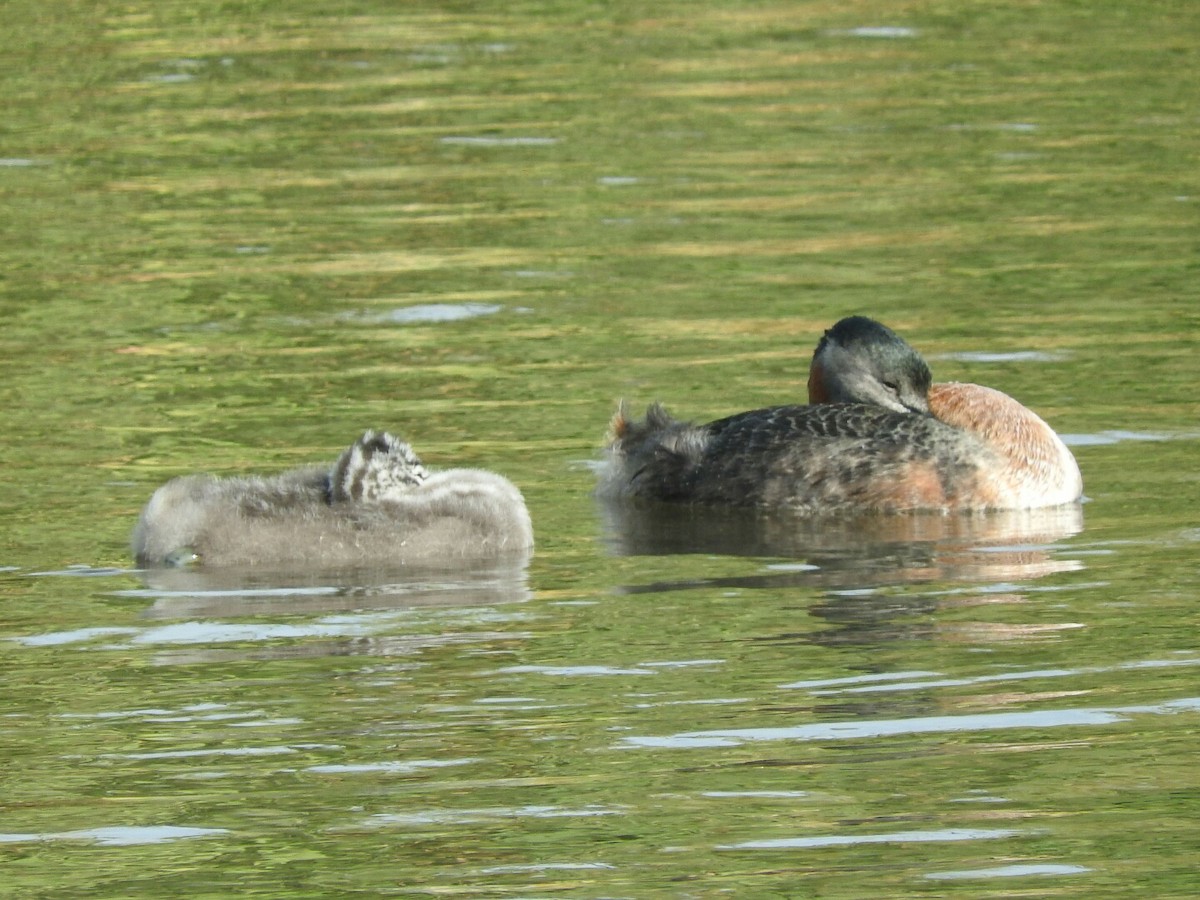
[882,380,899,394]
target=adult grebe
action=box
[133,430,534,567]
[597,316,1082,512]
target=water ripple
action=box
[0,826,227,846]
[307,758,478,774]
[439,136,558,146]
[719,828,1022,850]
[926,863,1091,880]
[364,804,625,827]
[786,654,1200,694]
[622,697,1200,749]
[496,664,657,676]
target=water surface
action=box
[1,1,1197,896]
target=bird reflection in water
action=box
[598,501,1086,653]
[120,552,534,664]
[598,500,1084,593]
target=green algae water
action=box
[2,1,1198,896]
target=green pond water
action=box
[2,1,1198,896]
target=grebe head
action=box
[330,430,428,503]
[807,316,932,414]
